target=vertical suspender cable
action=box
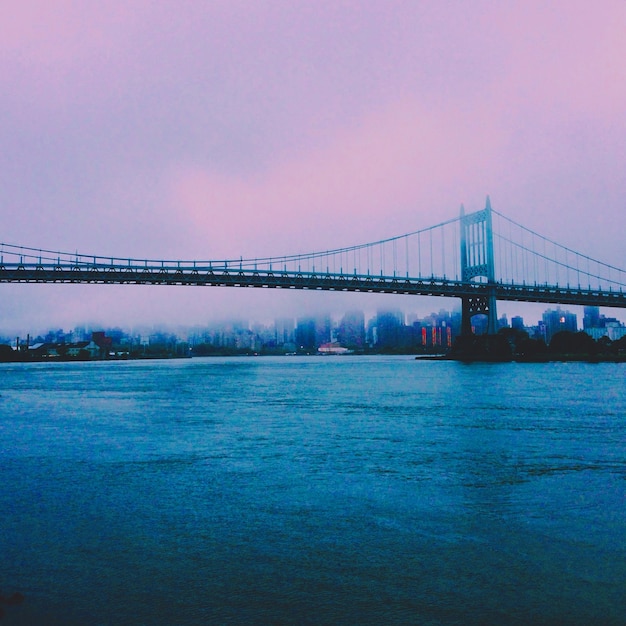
[509,220,514,283]
[405,236,409,278]
[453,223,458,281]
[533,233,538,285]
[430,229,433,277]
[554,242,558,285]
[418,231,422,277]
[520,228,526,283]
[543,239,548,285]
[442,226,446,278]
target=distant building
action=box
[315,314,332,347]
[336,310,365,350]
[407,309,460,350]
[375,310,405,350]
[91,331,113,357]
[295,317,317,352]
[607,325,626,341]
[542,308,577,344]
[511,316,524,330]
[584,320,626,342]
[318,342,350,355]
[471,315,488,336]
[66,342,90,358]
[583,306,600,330]
[251,322,275,348]
[581,306,626,342]
[274,318,295,346]
[293,315,332,352]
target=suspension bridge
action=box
[1,198,625,334]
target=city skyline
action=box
[2,2,625,331]
[4,303,625,349]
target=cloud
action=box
[168,97,505,260]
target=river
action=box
[1,356,625,625]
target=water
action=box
[1,356,625,625]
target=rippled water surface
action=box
[1,356,625,625]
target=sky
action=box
[1,0,626,335]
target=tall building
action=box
[295,315,331,352]
[336,310,365,350]
[375,309,405,350]
[412,309,459,349]
[581,306,626,341]
[295,317,316,351]
[511,316,525,330]
[583,306,600,330]
[274,318,295,345]
[315,314,332,347]
[542,308,577,344]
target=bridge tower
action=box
[459,196,498,335]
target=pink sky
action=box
[1,1,625,334]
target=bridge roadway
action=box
[1,262,625,309]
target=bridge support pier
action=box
[460,197,498,335]
[461,290,498,336]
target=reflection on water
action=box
[1,357,625,625]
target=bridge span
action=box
[2,199,625,334]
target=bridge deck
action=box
[1,264,624,308]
